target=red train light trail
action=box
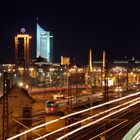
[29,85,90,94]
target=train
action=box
[45,92,103,113]
[45,100,59,113]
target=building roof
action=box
[0,84,35,103]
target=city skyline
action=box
[1,2,140,139]
[0,1,140,65]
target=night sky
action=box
[0,1,140,65]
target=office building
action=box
[15,28,31,67]
[36,23,53,63]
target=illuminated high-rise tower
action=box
[15,28,31,67]
[36,23,53,63]
[89,49,93,72]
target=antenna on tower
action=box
[36,17,39,23]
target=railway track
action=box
[69,104,140,140]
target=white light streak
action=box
[7,119,59,140]
[7,91,140,140]
[35,97,140,140]
[57,100,140,140]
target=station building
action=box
[0,85,35,139]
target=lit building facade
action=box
[36,23,53,63]
[15,29,31,67]
[61,56,70,65]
